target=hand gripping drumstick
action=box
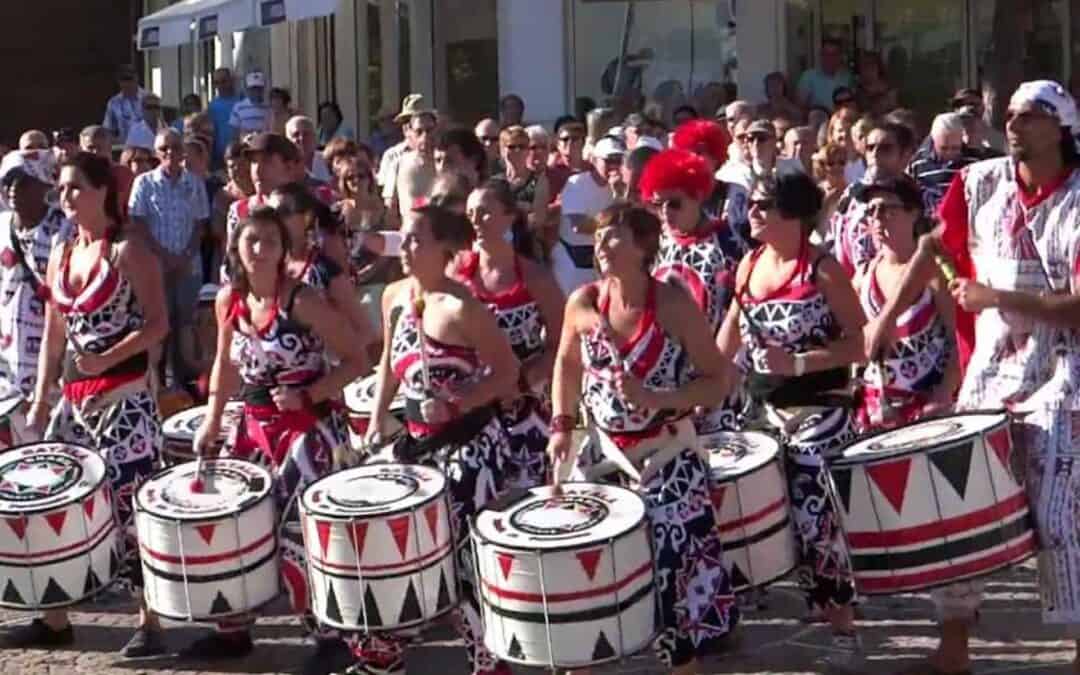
[412,296,434,395]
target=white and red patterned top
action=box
[856,255,950,427]
[737,243,841,370]
[830,182,874,277]
[948,158,1080,411]
[652,220,742,334]
[455,251,545,365]
[580,280,687,444]
[227,286,327,391]
[389,292,483,437]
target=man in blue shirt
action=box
[207,68,240,169]
[797,38,853,112]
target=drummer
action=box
[0,149,73,447]
[641,148,746,439]
[852,175,958,430]
[359,203,520,675]
[268,181,376,344]
[716,170,866,670]
[5,153,167,655]
[172,205,364,667]
[548,203,740,672]
[453,179,564,489]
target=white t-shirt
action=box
[560,172,613,246]
[229,99,270,134]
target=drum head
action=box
[136,459,272,521]
[0,443,105,515]
[706,431,782,481]
[162,403,243,445]
[344,374,405,415]
[836,411,1010,466]
[474,483,646,550]
[302,464,445,518]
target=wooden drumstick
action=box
[875,358,895,425]
[412,296,434,395]
[190,456,205,493]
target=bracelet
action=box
[299,388,315,408]
[550,414,576,434]
[793,354,806,377]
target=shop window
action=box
[571,0,737,123]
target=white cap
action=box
[593,136,627,159]
[635,136,665,151]
[245,71,267,88]
[0,150,57,187]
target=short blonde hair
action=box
[499,125,528,148]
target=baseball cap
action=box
[245,71,267,88]
[0,150,57,187]
[244,133,301,162]
[593,136,627,159]
[854,175,923,212]
[635,136,665,151]
[746,119,776,137]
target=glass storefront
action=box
[570,0,737,121]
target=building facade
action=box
[141,0,1080,137]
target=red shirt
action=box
[936,173,976,377]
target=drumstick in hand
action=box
[413,296,434,395]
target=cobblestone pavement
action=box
[0,559,1072,674]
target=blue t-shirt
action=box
[207,95,241,165]
[796,68,853,111]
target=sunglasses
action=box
[650,197,683,211]
[480,135,499,144]
[749,198,775,211]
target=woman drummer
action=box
[268,181,376,345]
[175,206,364,664]
[452,178,564,489]
[358,203,520,675]
[548,203,739,674]
[6,153,168,654]
[716,170,866,670]
[852,175,958,430]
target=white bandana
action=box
[1009,80,1080,147]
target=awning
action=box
[255,0,340,26]
[138,0,258,50]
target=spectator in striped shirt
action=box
[907,112,982,215]
[229,71,271,139]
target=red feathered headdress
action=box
[671,119,730,166]
[639,148,715,203]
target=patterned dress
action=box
[45,239,161,589]
[456,251,550,489]
[830,181,874,277]
[737,245,856,611]
[219,284,348,634]
[855,255,951,430]
[944,158,1080,624]
[573,279,738,668]
[653,220,746,439]
[0,209,72,446]
[351,289,510,675]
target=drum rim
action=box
[829,409,1010,468]
[0,441,106,516]
[852,546,1035,597]
[471,481,649,553]
[299,463,447,518]
[344,376,407,414]
[708,446,785,483]
[134,458,274,523]
[161,401,244,441]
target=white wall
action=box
[497,0,568,128]
[735,0,782,104]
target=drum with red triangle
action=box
[300,463,456,631]
[827,411,1036,595]
[471,483,657,669]
[0,442,119,609]
[161,402,244,467]
[705,431,797,592]
[134,458,278,619]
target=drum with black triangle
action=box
[0,442,120,609]
[705,430,797,592]
[300,463,457,631]
[472,483,657,669]
[135,458,279,619]
[161,402,244,467]
[827,411,1036,595]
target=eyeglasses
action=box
[748,198,775,212]
[506,144,527,152]
[600,156,623,165]
[558,135,583,143]
[650,197,683,211]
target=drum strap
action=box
[394,404,496,463]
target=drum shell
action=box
[0,481,119,610]
[472,516,657,668]
[827,412,1036,595]
[135,465,279,620]
[161,403,243,467]
[708,446,797,592]
[301,486,457,631]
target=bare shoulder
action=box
[114,235,156,270]
[655,278,698,322]
[381,278,411,313]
